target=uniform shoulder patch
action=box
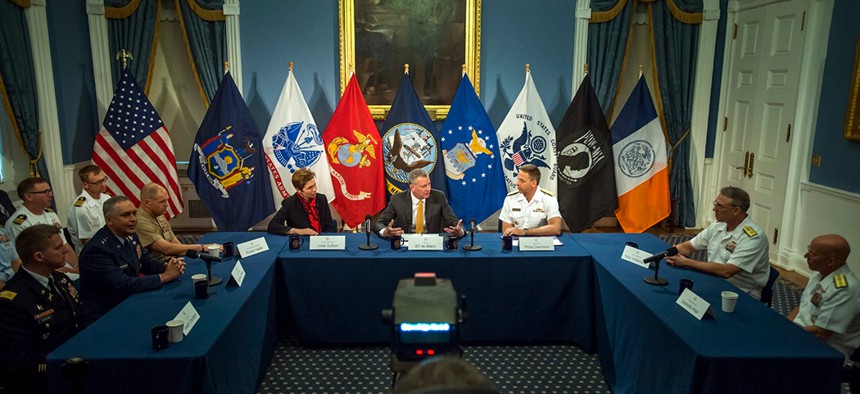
[540,188,554,196]
[743,226,757,237]
[44,208,55,213]
[74,196,87,207]
[12,214,26,225]
[834,274,848,289]
[0,290,17,301]
[507,190,519,196]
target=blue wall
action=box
[240,0,576,135]
[809,0,860,194]
[47,0,98,165]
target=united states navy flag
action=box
[441,73,506,223]
[188,71,274,231]
[380,72,448,197]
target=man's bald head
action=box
[140,183,167,200]
[813,234,851,263]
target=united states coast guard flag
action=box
[263,67,335,206]
[556,74,617,232]
[495,69,557,194]
[380,72,448,197]
[188,71,274,231]
[93,69,183,218]
[441,72,506,223]
[322,74,386,227]
[611,76,670,232]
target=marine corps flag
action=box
[556,74,617,232]
[441,72,506,223]
[380,72,448,197]
[495,68,557,194]
[611,76,670,232]
[188,71,274,231]
[263,67,336,206]
[322,74,385,227]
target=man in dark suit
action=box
[375,169,463,237]
[267,168,336,235]
[79,196,185,320]
[0,224,87,394]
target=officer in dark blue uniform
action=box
[0,224,86,394]
[79,196,185,320]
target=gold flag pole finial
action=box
[584,64,588,74]
[462,63,466,76]
[223,61,229,73]
[525,64,530,73]
[639,64,643,76]
[404,64,409,75]
[115,49,133,70]
[289,61,294,72]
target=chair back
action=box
[760,267,780,307]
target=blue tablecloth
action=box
[47,232,286,394]
[571,233,844,394]
[278,233,595,348]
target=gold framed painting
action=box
[845,37,860,141]
[339,0,481,120]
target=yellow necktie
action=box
[416,200,424,234]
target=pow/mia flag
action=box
[556,74,617,232]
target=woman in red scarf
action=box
[267,168,336,235]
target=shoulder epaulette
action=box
[507,190,519,196]
[0,290,17,301]
[12,214,26,225]
[540,188,554,196]
[834,274,848,289]
[74,196,86,207]
[44,208,54,213]
[743,226,757,237]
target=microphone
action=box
[186,249,222,286]
[186,249,222,263]
[463,218,481,251]
[643,247,677,286]
[643,247,678,264]
[359,214,378,250]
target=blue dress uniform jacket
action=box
[0,271,85,394]
[78,226,165,320]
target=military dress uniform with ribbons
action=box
[0,270,85,393]
[794,264,860,365]
[67,192,111,252]
[499,188,561,230]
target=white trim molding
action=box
[224,0,242,93]
[86,0,113,123]
[572,0,591,95]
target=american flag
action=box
[92,70,183,218]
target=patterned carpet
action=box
[255,234,810,394]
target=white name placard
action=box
[174,302,201,335]
[237,237,269,258]
[309,235,346,250]
[229,260,246,287]
[518,236,555,251]
[676,288,712,320]
[621,245,652,268]
[403,234,443,250]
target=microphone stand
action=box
[359,219,378,250]
[206,258,222,286]
[643,258,668,286]
[462,223,481,251]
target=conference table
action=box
[45,230,845,393]
[279,233,595,348]
[47,233,286,394]
[572,233,844,394]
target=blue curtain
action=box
[106,0,158,92]
[651,0,702,227]
[0,0,49,179]
[176,0,226,105]
[587,0,633,116]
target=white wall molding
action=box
[86,0,113,123]
[224,0,242,93]
[27,1,74,221]
[572,0,591,95]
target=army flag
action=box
[556,74,617,232]
[440,73,506,223]
[380,72,448,197]
[495,69,557,194]
[322,74,385,227]
[263,68,336,206]
[611,76,670,232]
[188,71,274,231]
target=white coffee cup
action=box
[207,245,221,259]
[721,291,739,313]
[166,320,184,343]
[191,274,207,282]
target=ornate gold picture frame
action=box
[845,37,860,141]
[339,0,481,120]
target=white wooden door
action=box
[718,0,807,262]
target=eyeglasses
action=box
[27,188,53,195]
[712,201,738,210]
[85,176,109,185]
